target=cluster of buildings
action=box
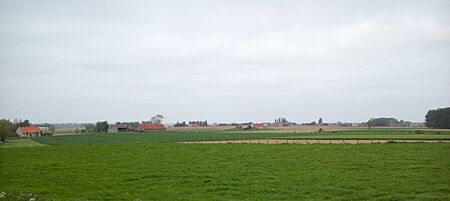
[14,117,427,137]
[14,123,167,137]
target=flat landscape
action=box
[2,0,450,200]
[1,129,450,200]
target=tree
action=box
[0,119,14,142]
[12,119,31,131]
[150,114,164,124]
[174,121,187,127]
[367,118,399,127]
[85,124,96,132]
[425,107,450,129]
[96,121,108,132]
[367,118,375,129]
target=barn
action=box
[136,124,166,131]
[16,126,47,137]
[252,123,265,129]
[108,124,129,133]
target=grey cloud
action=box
[1,0,449,123]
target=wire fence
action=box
[178,139,450,144]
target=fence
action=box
[177,139,450,145]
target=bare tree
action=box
[150,114,164,124]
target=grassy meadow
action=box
[29,129,450,145]
[1,129,449,200]
[0,138,47,148]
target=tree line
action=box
[75,121,109,133]
[174,120,208,127]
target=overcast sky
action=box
[0,0,449,124]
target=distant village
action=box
[6,115,426,138]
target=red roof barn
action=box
[189,123,199,127]
[253,123,265,129]
[18,126,41,133]
[16,126,43,137]
[137,124,166,131]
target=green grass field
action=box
[0,138,47,148]
[32,129,450,145]
[1,129,449,200]
[33,131,301,145]
[278,129,450,140]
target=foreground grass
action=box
[1,143,449,200]
[0,138,46,148]
[33,129,450,145]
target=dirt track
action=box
[178,139,450,144]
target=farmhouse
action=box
[16,126,51,137]
[252,123,265,129]
[108,124,129,133]
[136,124,166,131]
[189,123,199,127]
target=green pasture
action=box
[1,143,449,200]
[1,129,449,200]
[0,138,47,148]
[33,131,298,145]
[278,129,450,140]
[32,129,450,145]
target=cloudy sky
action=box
[0,0,449,123]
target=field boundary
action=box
[177,139,450,144]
